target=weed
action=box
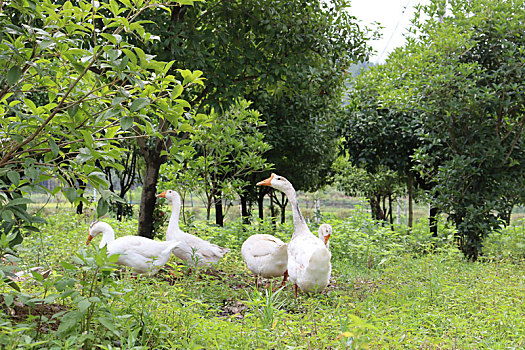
[2,211,525,348]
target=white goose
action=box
[156,189,230,266]
[318,223,332,249]
[241,234,288,287]
[257,173,331,297]
[86,221,180,275]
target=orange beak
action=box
[156,190,167,198]
[324,234,331,245]
[86,234,93,245]
[257,173,274,186]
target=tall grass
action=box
[1,209,525,348]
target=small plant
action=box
[336,314,376,349]
[54,246,129,346]
[245,284,286,329]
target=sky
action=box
[347,0,430,63]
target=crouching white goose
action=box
[318,223,332,248]
[257,173,331,298]
[156,189,230,266]
[87,221,180,275]
[241,234,288,288]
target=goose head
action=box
[156,189,181,204]
[256,173,295,194]
[87,221,114,246]
[318,223,332,246]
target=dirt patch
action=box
[218,299,246,318]
[0,296,68,332]
[156,264,248,289]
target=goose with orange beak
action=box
[156,189,230,266]
[257,173,331,298]
[87,221,180,275]
[318,223,332,249]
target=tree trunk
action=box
[270,194,277,225]
[397,199,402,225]
[280,193,287,224]
[240,194,250,224]
[388,194,394,224]
[258,191,265,220]
[369,194,385,221]
[116,202,123,221]
[214,193,224,226]
[408,176,414,228]
[206,194,212,221]
[429,204,438,237]
[76,179,86,215]
[137,159,162,238]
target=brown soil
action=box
[0,296,68,332]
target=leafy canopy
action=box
[0,0,201,249]
[344,0,525,259]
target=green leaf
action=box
[99,316,120,336]
[130,97,150,112]
[68,104,79,117]
[121,116,133,130]
[97,199,109,217]
[1,210,13,222]
[25,166,39,181]
[60,262,77,272]
[6,198,32,207]
[7,66,22,86]
[7,171,20,186]
[135,47,147,67]
[172,84,183,99]
[49,138,59,157]
[78,299,91,313]
[30,270,44,282]
[122,48,137,65]
[2,293,14,307]
[24,98,37,114]
[57,310,83,336]
[179,123,194,133]
[175,99,191,109]
[64,188,77,203]
[81,130,93,149]
[100,33,119,45]
[3,279,20,292]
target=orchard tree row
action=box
[341,0,525,259]
[0,0,370,249]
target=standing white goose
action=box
[257,173,331,297]
[318,223,332,249]
[241,234,288,288]
[156,189,230,266]
[86,221,180,275]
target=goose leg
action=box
[281,270,288,287]
[293,284,298,299]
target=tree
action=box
[341,66,428,228]
[160,99,272,226]
[142,0,372,218]
[0,0,199,244]
[332,156,404,224]
[351,0,525,259]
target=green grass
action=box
[2,209,525,349]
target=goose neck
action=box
[99,226,115,248]
[167,199,181,233]
[286,189,309,238]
